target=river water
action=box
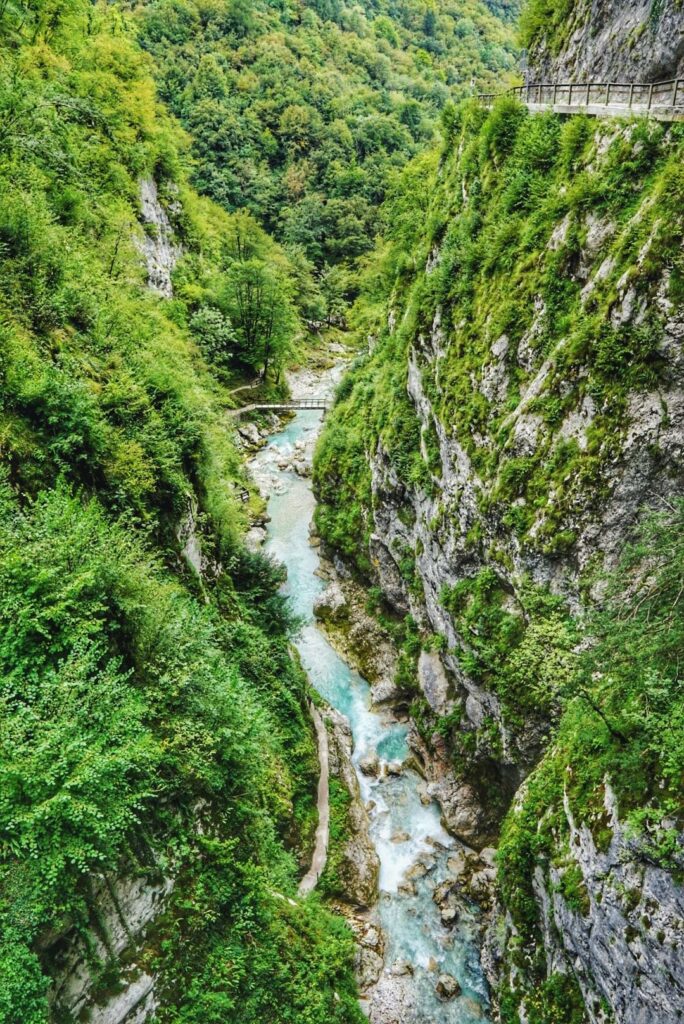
[250,390,489,1024]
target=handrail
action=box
[228,398,329,416]
[477,78,684,122]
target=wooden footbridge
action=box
[228,397,329,416]
[479,78,684,122]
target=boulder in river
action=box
[440,907,458,927]
[436,974,461,1000]
[390,959,414,977]
[359,752,380,777]
[404,861,428,882]
[237,422,262,448]
[390,830,410,844]
[385,760,403,777]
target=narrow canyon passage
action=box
[250,374,489,1024]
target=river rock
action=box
[359,753,380,777]
[404,861,428,882]
[468,868,496,907]
[436,974,461,1000]
[390,959,413,977]
[360,926,381,950]
[244,526,267,552]
[432,880,453,907]
[364,969,418,1024]
[237,422,262,448]
[417,782,432,807]
[440,907,458,927]
[398,880,417,896]
[390,831,410,844]
[356,946,384,989]
[313,581,347,623]
[385,760,403,777]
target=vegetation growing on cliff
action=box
[498,501,684,1021]
[314,66,684,1023]
[316,100,684,567]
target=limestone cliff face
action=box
[45,868,173,1024]
[527,0,684,83]
[526,784,684,1024]
[365,179,684,844]
[137,178,181,298]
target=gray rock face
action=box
[314,561,401,705]
[417,649,452,715]
[436,973,461,1000]
[528,0,684,84]
[138,178,181,297]
[313,580,348,623]
[526,786,684,1024]
[323,707,380,907]
[343,120,684,1019]
[362,181,684,851]
[47,870,174,1023]
[176,494,205,576]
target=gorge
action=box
[0,1,683,1023]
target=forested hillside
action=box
[0,0,522,1019]
[136,0,518,270]
[7,0,683,1021]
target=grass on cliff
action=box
[497,500,684,1021]
[315,99,684,572]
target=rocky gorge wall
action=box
[314,98,684,1021]
[525,0,684,83]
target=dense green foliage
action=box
[315,101,684,566]
[519,0,573,51]
[136,0,519,273]
[0,3,365,1020]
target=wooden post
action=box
[553,83,558,105]
[569,82,573,105]
[606,82,611,105]
[629,82,635,108]
[673,80,680,108]
[648,82,654,109]
[586,82,591,105]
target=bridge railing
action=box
[478,78,684,116]
[287,398,329,409]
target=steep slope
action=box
[0,4,361,1022]
[521,0,684,83]
[314,71,684,1024]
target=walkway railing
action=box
[229,397,329,416]
[478,79,684,122]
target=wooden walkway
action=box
[479,78,684,122]
[229,398,329,416]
